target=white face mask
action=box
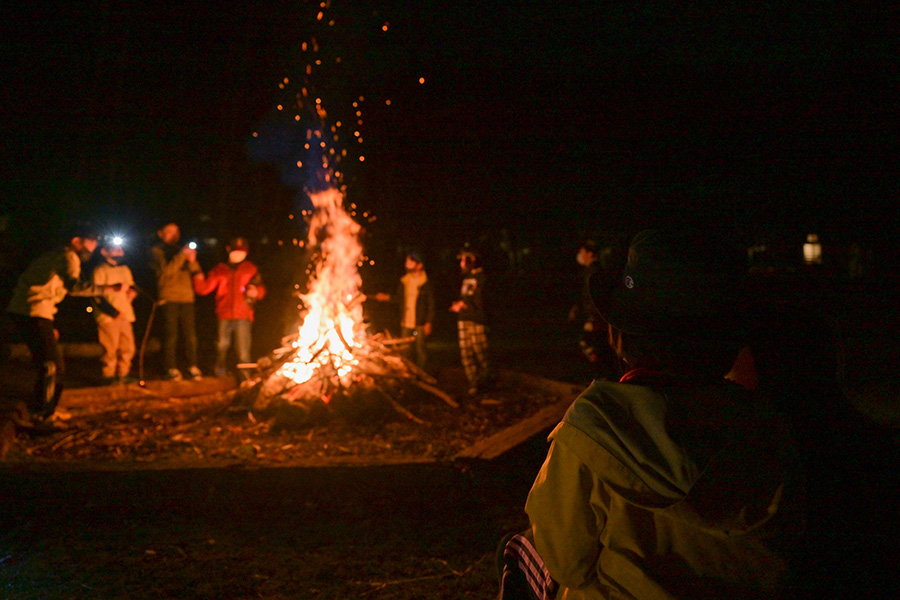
[229,250,247,264]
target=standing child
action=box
[92,237,138,385]
[192,237,265,378]
[449,245,490,396]
[373,250,435,370]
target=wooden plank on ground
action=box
[60,376,237,408]
[454,395,576,460]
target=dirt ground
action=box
[2,273,899,599]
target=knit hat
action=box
[589,229,742,338]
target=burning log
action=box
[233,187,456,431]
[242,332,450,429]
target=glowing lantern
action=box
[803,233,823,265]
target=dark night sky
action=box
[1,1,897,258]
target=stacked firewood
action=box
[235,332,457,428]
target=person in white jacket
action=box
[5,227,98,419]
[92,238,138,385]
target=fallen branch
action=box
[412,381,459,409]
[398,356,438,385]
[373,388,429,425]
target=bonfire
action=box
[240,188,455,426]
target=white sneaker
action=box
[188,366,203,380]
[164,368,183,381]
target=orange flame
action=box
[280,188,365,389]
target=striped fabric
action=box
[457,320,488,387]
[499,532,558,600]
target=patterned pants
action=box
[457,320,488,388]
[498,531,558,600]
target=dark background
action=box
[1,1,897,366]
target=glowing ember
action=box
[280,188,365,389]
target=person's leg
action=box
[498,530,558,600]
[118,320,136,379]
[180,302,199,371]
[160,302,179,374]
[13,315,49,413]
[97,319,119,381]
[414,324,428,370]
[216,319,233,373]
[32,317,63,418]
[234,319,253,380]
[234,320,252,364]
[466,321,490,389]
[400,326,416,364]
[458,320,478,391]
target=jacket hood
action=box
[555,379,798,535]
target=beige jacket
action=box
[6,248,85,320]
[92,263,136,323]
[150,244,200,303]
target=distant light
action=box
[277,105,283,111]
[111,235,124,247]
[86,306,93,313]
[382,22,389,32]
[188,242,197,250]
[419,77,425,84]
[803,233,823,265]
[385,99,391,106]
[359,156,365,162]
[296,161,303,167]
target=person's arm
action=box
[89,265,119,317]
[192,265,220,296]
[248,269,266,301]
[525,440,606,590]
[423,281,435,334]
[65,251,101,297]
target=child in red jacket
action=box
[193,237,265,377]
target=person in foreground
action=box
[499,229,805,599]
